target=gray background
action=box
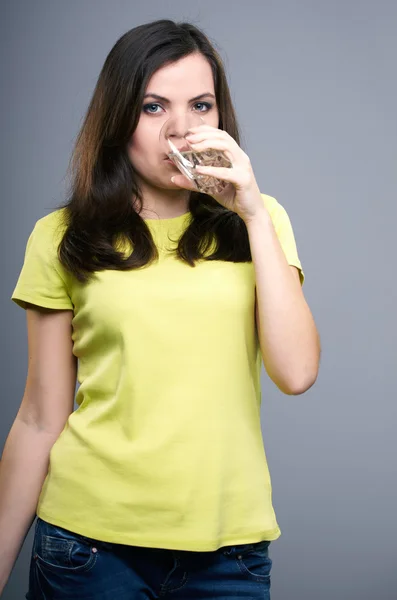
[1,1,396,599]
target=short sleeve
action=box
[11,213,74,310]
[262,194,305,285]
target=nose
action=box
[167,116,191,140]
[160,113,205,154]
[165,118,194,153]
[166,113,205,139]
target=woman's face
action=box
[127,52,219,191]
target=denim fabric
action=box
[26,517,272,599]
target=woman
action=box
[0,19,320,599]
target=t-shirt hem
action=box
[36,509,281,551]
[11,291,73,311]
[288,261,305,285]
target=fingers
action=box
[194,164,239,186]
[185,129,230,145]
[171,125,250,192]
[170,173,198,191]
[185,128,240,162]
[187,139,231,156]
[186,125,224,135]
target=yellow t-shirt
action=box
[11,193,304,551]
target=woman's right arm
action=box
[0,305,76,595]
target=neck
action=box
[135,179,191,220]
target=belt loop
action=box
[223,545,235,556]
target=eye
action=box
[193,102,213,112]
[143,103,163,114]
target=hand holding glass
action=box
[159,113,232,195]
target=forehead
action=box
[146,53,215,97]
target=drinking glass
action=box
[159,113,232,195]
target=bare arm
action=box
[0,305,76,594]
[248,208,321,395]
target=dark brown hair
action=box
[57,19,251,283]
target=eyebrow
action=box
[143,92,216,103]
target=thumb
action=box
[171,174,198,191]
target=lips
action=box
[175,145,191,153]
[163,145,191,159]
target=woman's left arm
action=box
[246,206,320,395]
[174,125,321,394]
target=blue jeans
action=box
[26,517,272,599]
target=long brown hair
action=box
[57,19,251,283]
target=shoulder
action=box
[35,207,68,234]
[32,208,69,247]
[260,193,288,220]
[260,193,297,235]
